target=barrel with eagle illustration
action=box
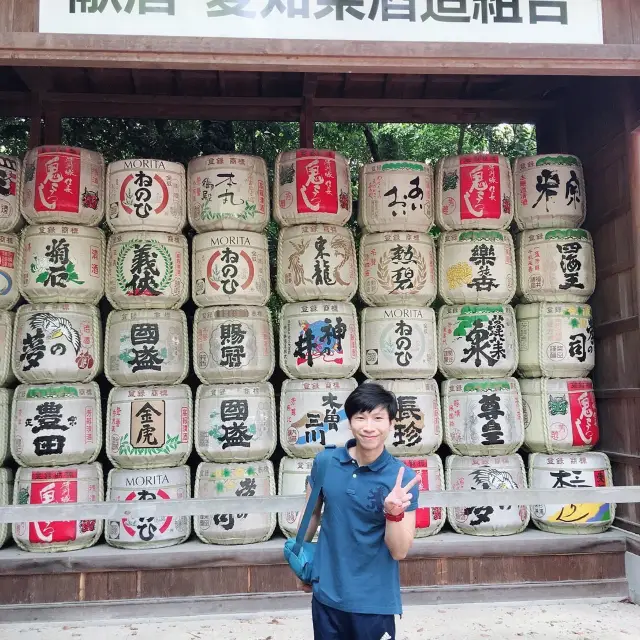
[0,468,12,549]
[0,154,23,233]
[0,232,20,310]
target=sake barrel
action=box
[21,146,104,226]
[0,154,22,232]
[0,310,14,387]
[358,161,434,233]
[194,306,274,384]
[19,224,105,305]
[13,462,103,552]
[107,158,186,233]
[106,466,191,550]
[435,154,513,231]
[361,307,437,380]
[516,229,596,303]
[521,378,599,454]
[188,154,269,233]
[359,232,436,307]
[192,231,270,307]
[442,378,524,456]
[104,309,189,386]
[280,378,357,458]
[0,468,12,548]
[0,389,11,466]
[438,230,516,305]
[277,224,357,302]
[400,455,446,538]
[195,383,276,463]
[0,232,20,310]
[11,383,101,467]
[274,149,351,227]
[280,301,359,380]
[12,303,102,384]
[438,305,518,379]
[529,452,614,534]
[195,460,276,545]
[106,231,189,310]
[517,303,594,378]
[446,454,529,536]
[514,154,586,230]
[107,384,193,470]
[278,457,315,539]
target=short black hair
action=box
[345,383,398,421]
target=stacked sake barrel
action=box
[435,154,529,537]
[358,161,445,538]
[513,154,613,534]
[274,149,359,538]
[10,146,106,552]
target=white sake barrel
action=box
[521,378,599,454]
[442,378,524,456]
[446,454,529,536]
[195,383,276,463]
[514,154,586,230]
[12,303,102,384]
[107,384,192,470]
[376,379,442,455]
[280,301,359,380]
[435,154,513,231]
[517,303,594,378]
[13,462,103,552]
[21,146,104,226]
[188,154,269,233]
[517,229,596,303]
[278,457,315,539]
[0,232,20,310]
[107,158,186,233]
[438,305,518,379]
[358,161,434,233]
[359,232,436,307]
[11,383,101,467]
[105,309,189,387]
[192,231,270,307]
[277,224,357,302]
[0,468,12,548]
[361,307,437,380]
[0,154,22,233]
[280,378,357,458]
[0,310,14,387]
[0,389,11,466]
[106,231,189,310]
[438,230,516,305]
[274,149,351,227]
[195,460,276,545]
[19,224,105,305]
[106,466,191,550]
[529,452,614,534]
[194,306,274,384]
[400,455,446,538]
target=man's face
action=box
[349,405,394,451]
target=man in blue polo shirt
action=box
[297,382,420,640]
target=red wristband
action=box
[384,511,405,522]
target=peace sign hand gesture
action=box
[384,467,420,516]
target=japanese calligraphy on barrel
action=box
[442,378,524,456]
[12,462,103,552]
[0,468,13,549]
[274,149,351,227]
[0,311,14,387]
[19,225,104,305]
[188,154,269,233]
[529,452,614,534]
[11,383,101,467]
[278,456,315,539]
[516,229,596,303]
[106,466,191,550]
[0,389,11,467]
[0,155,22,233]
[514,154,586,230]
[107,384,192,470]
[0,233,20,310]
[107,158,186,233]
[358,161,434,233]
[195,460,276,545]
[446,454,529,537]
[21,146,105,226]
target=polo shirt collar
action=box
[339,438,391,471]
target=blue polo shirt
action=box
[308,439,419,616]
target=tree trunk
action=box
[457,124,468,154]
[362,124,381,162]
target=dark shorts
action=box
[312,596,396,640]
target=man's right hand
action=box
[296,578,312,593]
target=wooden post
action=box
[299,73,318,148]
[27,96,42,149]
[43,108,62,145]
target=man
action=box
[297,382,420,640]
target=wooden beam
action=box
[596,388,640,400]
[594,315,639,340]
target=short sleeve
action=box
[405,467,420,513]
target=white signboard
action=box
[40,0,604,45]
